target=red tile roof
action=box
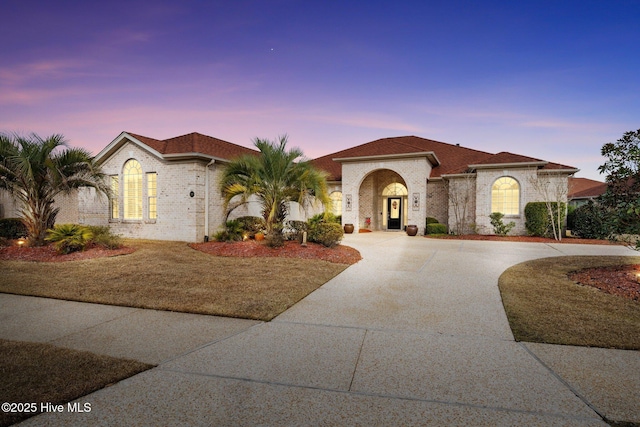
[568,177,607,199]
[126,132,257,160]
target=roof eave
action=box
[94,132,164,165]
[333,151,440,166]
[468,161,548,169]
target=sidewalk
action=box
[5,234,640,426]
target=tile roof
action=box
[568,177,607,199]
[311,136,577,180]
[126,132,257,160]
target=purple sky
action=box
[2,1,639,180]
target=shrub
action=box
[308,212,341,226]
[236,216,265,237]
[426,217,439,225]
[525,202,566,238]
[489,212,516,236]
[286,220,308,241]
[426,223,447,234]
[0,236,9,247]
[85,225,122,249]
[525,203,549,237]
[45,224,93,254]
[308,222,343,247]
[0,218,27,239]
[265,224,286,247]
[214,220,244,242]
[571,201,611,239]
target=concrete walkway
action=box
[4,234,639,426]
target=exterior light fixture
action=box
[17,238,26,247]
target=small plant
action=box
[46,224,93,254]
[214,220,244,242]
[236,216,265,238]
[489,212,515,236]
[307,222,343,248]
[426,223,447,234]
[85,225,123,249]
[265,224,285,247]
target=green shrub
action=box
[85,225,122,249]
[525,202,566,237]
[571,201,611,239]
[489,212,516,236]
[0,236,9,247]
[0,218,27,239]
[265,224,286,247]
[426,217,439,225]
[236,216,265,237]
[524,203,548,237]
[426,223,447,234]
[45,224,93,254]
[308,222,343,247]
[214,220,244,242]
[308,212,341,226]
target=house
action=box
[567,177,607,208]
[0,132,580,241]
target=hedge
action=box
[426,223,447,234]
[524,202,566,237]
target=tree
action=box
[0,133,109,246]
[528,172,571,241]
[445,173,476,234]
[598,129,640,234]
[220,135,330,244]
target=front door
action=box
[387,197,402,230]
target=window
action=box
[109,175,119,219]
[382,182,408,196]
[147,172,157,220]
[123,159,143,220]
[329,191,342,216]
[491,177,519,215]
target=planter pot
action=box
[406,225,418,236]
[343,224,354,234]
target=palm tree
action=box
[0,133,109,246]
[220,135,330,241]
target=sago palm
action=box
[0,133,109,246]
[220,135,330,240]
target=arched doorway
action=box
[382,182,408,230]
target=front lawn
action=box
[0,239,357,321]
[499,256,640,350]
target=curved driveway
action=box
[9,233,640,426]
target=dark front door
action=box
[387,197,402,230]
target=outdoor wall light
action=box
[189,191,195,197]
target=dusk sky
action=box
[2,1,639,180]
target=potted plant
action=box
[343,224,354,234]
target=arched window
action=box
[382,182,408,196]
[491,177,519,215]
[123,159,143,219]
[329,191,342,216]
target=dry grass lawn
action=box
[499,256,640,350]
[0,339,152,427]
[0,240,349,321]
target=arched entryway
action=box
[358,169,408,231]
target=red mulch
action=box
[426,234,620,245]
[190,240,362,265]
[0,242,135,262]
[569,265,640,302]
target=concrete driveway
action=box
[6,233,640,426]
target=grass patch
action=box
[0,240,349,321]
[0,339,152,427]
[499,256,640,350]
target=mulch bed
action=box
[191,240,362,265]
[0,243,135,262]
[569,265,640,302]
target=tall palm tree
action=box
[220,135,330,239]
[0,133,109,246]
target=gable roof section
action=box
[313,136,579,181]
[95,131,257,164]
